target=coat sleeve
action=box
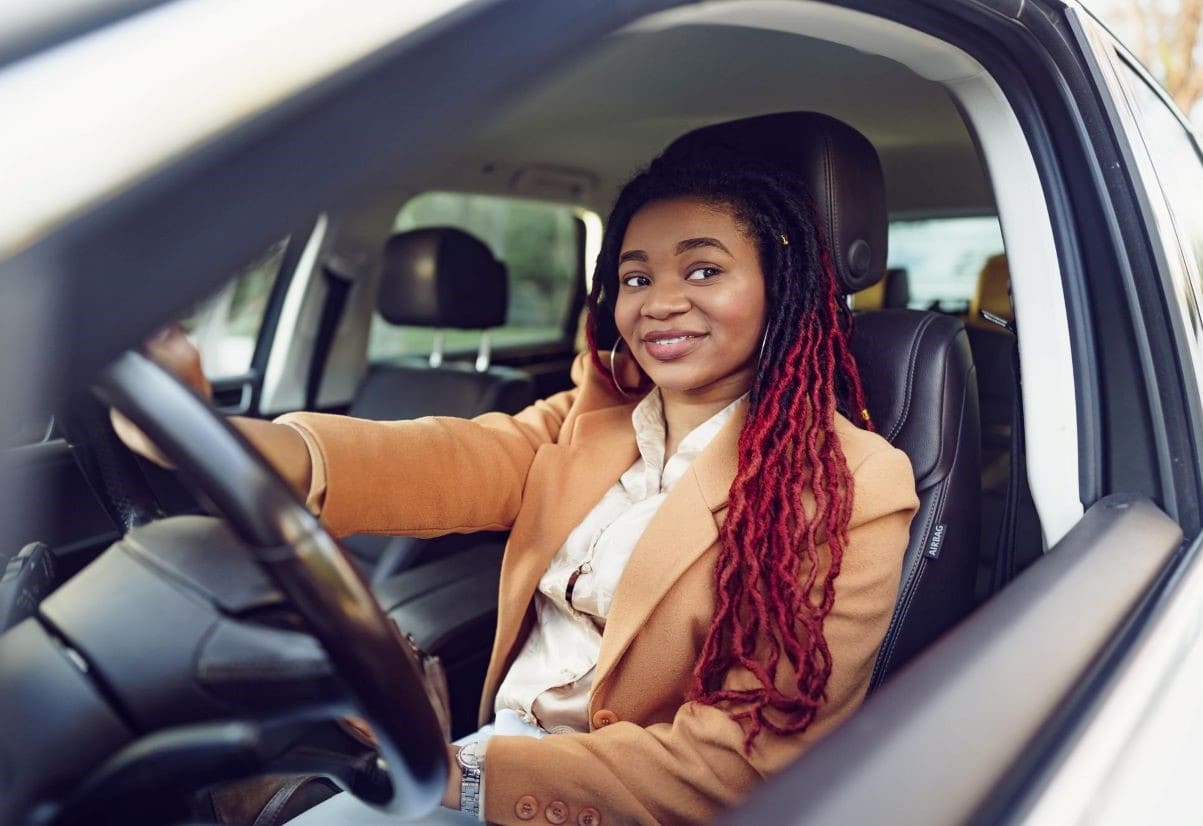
[272,389,577,538]
[480,446,918,826]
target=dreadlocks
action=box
[586,143,871,749]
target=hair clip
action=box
[780,234,789,246]
[860,408,872,422]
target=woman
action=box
[118,141,918,825]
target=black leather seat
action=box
[852,311,980,685]
[344,227,537,578]
[351,227,537,422]
[673,112,982,688]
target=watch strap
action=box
[457,744,483,819]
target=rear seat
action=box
[342,226,537,579]
[963,254,1042,598]
[850,266,909,310]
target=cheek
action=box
[613,293,638,339]
[712,293,767,343]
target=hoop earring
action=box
[609,340,633,398]
[758,328,769,365]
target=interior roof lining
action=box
[622,0,985,84]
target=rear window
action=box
[887,216,1005,312]
[368,192,582,360]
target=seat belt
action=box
[305,254,356,410]
[984,310,1023,594]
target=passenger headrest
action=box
[968,253,1012,328]
[851,267,909,312]
[665,112,888,294]
[884,267,910,309]
[377,227,508,329]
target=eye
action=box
[686,266,721,281]
[621,273,650,288]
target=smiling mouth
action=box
[642,333,708,361]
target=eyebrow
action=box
[618,237,733,264]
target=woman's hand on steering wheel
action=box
[110,324,211,468]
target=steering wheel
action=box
[88,351,448,817]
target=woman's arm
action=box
[273,395,574,537]
[112,325,580,537]
[110,326,316,498]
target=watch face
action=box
[459,742,482,770]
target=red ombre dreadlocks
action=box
[586,143,871,749]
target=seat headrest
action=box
[664,112,888,294]
[883,267,910,309]
[378,227,508,329]
[968,253,1012,328]
[851,267,909,312]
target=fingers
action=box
[109,407,174,468]
[108,323,210,468]
[143,323,212,400]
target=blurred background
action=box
[1089,0,1203,126]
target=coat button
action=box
[578,806,602,826]
[545,800,568,824]
[591,709,618,728]
[515,795,539,820]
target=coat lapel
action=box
[485,402,639,703]
[594,400,747,688]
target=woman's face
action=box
[615,196,768,403]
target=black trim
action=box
[1060,9,1203,531]
[305,260,354,410]
[564,215,590,342]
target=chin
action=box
[640,365,720,395]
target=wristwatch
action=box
[456,741,485,818]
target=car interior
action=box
[1,2,1096,822]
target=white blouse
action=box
[492,388,746,733]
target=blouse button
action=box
[578,806,602,826]
[545,800,569,824]
[591,709,618,728]
[516,795,539,820]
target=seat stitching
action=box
[824,130,840,285]
[872,363,972,685]
[884,313,936,443]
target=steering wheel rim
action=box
[94,351,447,817]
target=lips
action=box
[641,331,708,361]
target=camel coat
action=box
[276,356,918,825]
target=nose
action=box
[642,277,690,319]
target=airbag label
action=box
[926,523,946,559]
